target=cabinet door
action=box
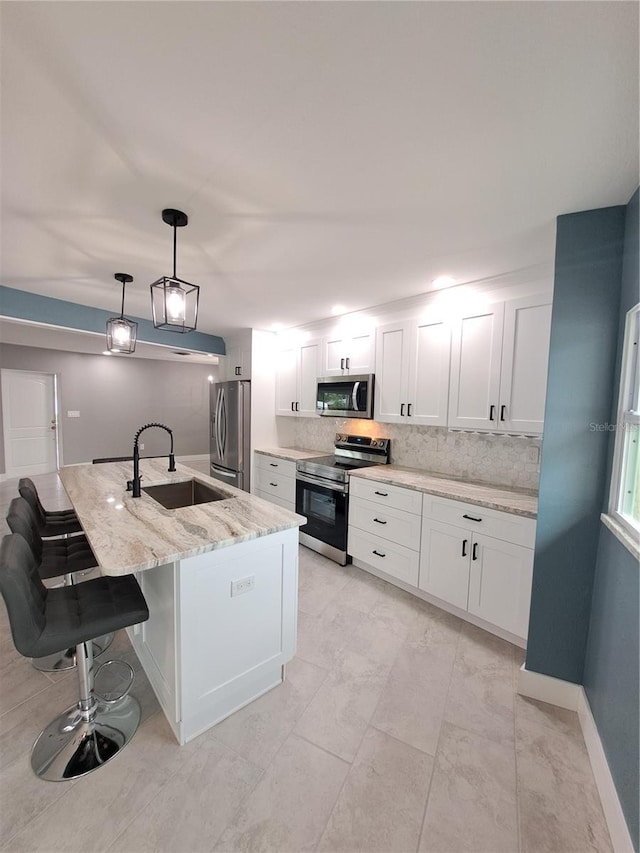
[322,335,347,376]
[275,346,298,416]
[298,338,321,417]
[497,295,552,434]
[374,321,410,423]
[467,533,534,639]
[419,518,470,610]
[407,316,451,426]
[448,304,504,430]
[345,331,375,373]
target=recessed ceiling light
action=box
[432,276,457,289]
[331,305,347,316]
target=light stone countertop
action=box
[59,460,306,576]
[255,447,323,461]
[350,465,538,518]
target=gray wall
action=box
[583,188,639,851]
[0,345,215,471]
[526,204,626,682]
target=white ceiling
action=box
[1,1,638,341]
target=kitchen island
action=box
[59,459,305,745]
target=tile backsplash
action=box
[287,418,541,491]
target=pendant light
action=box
[106,273,138,353]
[150,208,199,333]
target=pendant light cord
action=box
[120,280,126,319]
[173,223,177,279]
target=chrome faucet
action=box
[127,422,176,497]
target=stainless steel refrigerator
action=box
[209,380,251,491]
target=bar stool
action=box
[18,477,82,538]
[6,497,114,671]
[0,533,149,781]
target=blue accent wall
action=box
[583,188,639,852]
[0,286,226,355]
[526,205,626,682]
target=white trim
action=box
[517,665,634,852]
[578,691,635,853]
[601,512,640,561]
[517,663,582,710]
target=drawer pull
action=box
[269,462,278,467]
[269,482,278,487]
[374,491,389,497]
[472,542,479,561]
[372,550,386,558]
[461,538,468,557]
[462,513,482,522]
[373,518,387,525]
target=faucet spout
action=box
[126,423,176,497]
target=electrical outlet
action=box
[139,443,144,450]
[231,576,255,597]
[67,410,80,418]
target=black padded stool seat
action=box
[7,498,97,579]
[18,477,82,538]
[0,533,149,781]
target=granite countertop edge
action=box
[350,466,537,518]
[255,447,323,461]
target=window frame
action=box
[608,302,640,543]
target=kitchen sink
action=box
[142,479,229,510]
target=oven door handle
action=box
[296,471,347,493]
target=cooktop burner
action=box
[296,434,391,485]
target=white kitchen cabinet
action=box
[374,314,450,426]
[275,337,321,417]
[321,329,375,376]
[448,294,551,434]
[220,330,253,380]
[253,453,297,510]
[348,478,422,586]
[419,495,535,640]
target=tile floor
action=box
[0,472,613,852]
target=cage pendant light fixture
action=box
[106,273,138,353]
[150,208,199,333]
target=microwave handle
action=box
[352,382,361,411]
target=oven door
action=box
[296,472,348,553]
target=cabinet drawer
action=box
[422,495,536,548]
[350,478,423,515]
[255,468,296,504]
[348,527,420,586]
[349,497,422,551]
[254,489,295,513]
[254,454,297,480]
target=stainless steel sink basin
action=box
[142,479,228,510]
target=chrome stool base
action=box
[31,632,114,672]
[31,694,141,781]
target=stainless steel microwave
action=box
[316,374,374,419]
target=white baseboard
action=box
[518,665,634,852]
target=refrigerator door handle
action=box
[215,388,223,460]
[210,464,237,478]
[220,388,227,458]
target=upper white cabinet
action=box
[275,337,321,417]
[321,330,375,376]
[374,314,451,426]
[448,294,551,434]
[220,330,253,381]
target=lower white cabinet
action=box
[253,453,297,511]
[349,478,536,644]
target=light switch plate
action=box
[67,410,80,418]
[231,576,255,597]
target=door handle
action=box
[463,513,482,523]
[341,358,345,370]
[400,403,405,416]
[291,402,295,412]
[500,404,506,422]
[472,542,479,561]
[462,539,468,557]
[489,404,496,421]
[372,550,386,558]
[373,518,387,525]
[407,403,412,416]
[345,357,350,370]
[295,402,300,412]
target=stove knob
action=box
[371,440,378,447]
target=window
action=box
[609,303,640,538]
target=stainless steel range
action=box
[296,433,391,565]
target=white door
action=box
[448,304,505,430]
[1,369,58,477]
[374,321,410,423]
[275,346,298,416]
[419,517,471,610]
[321,335,347,376]
[344,330,375,374]
[298,338,321,417]
[497,295,552,434]
[407,316,451,426]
